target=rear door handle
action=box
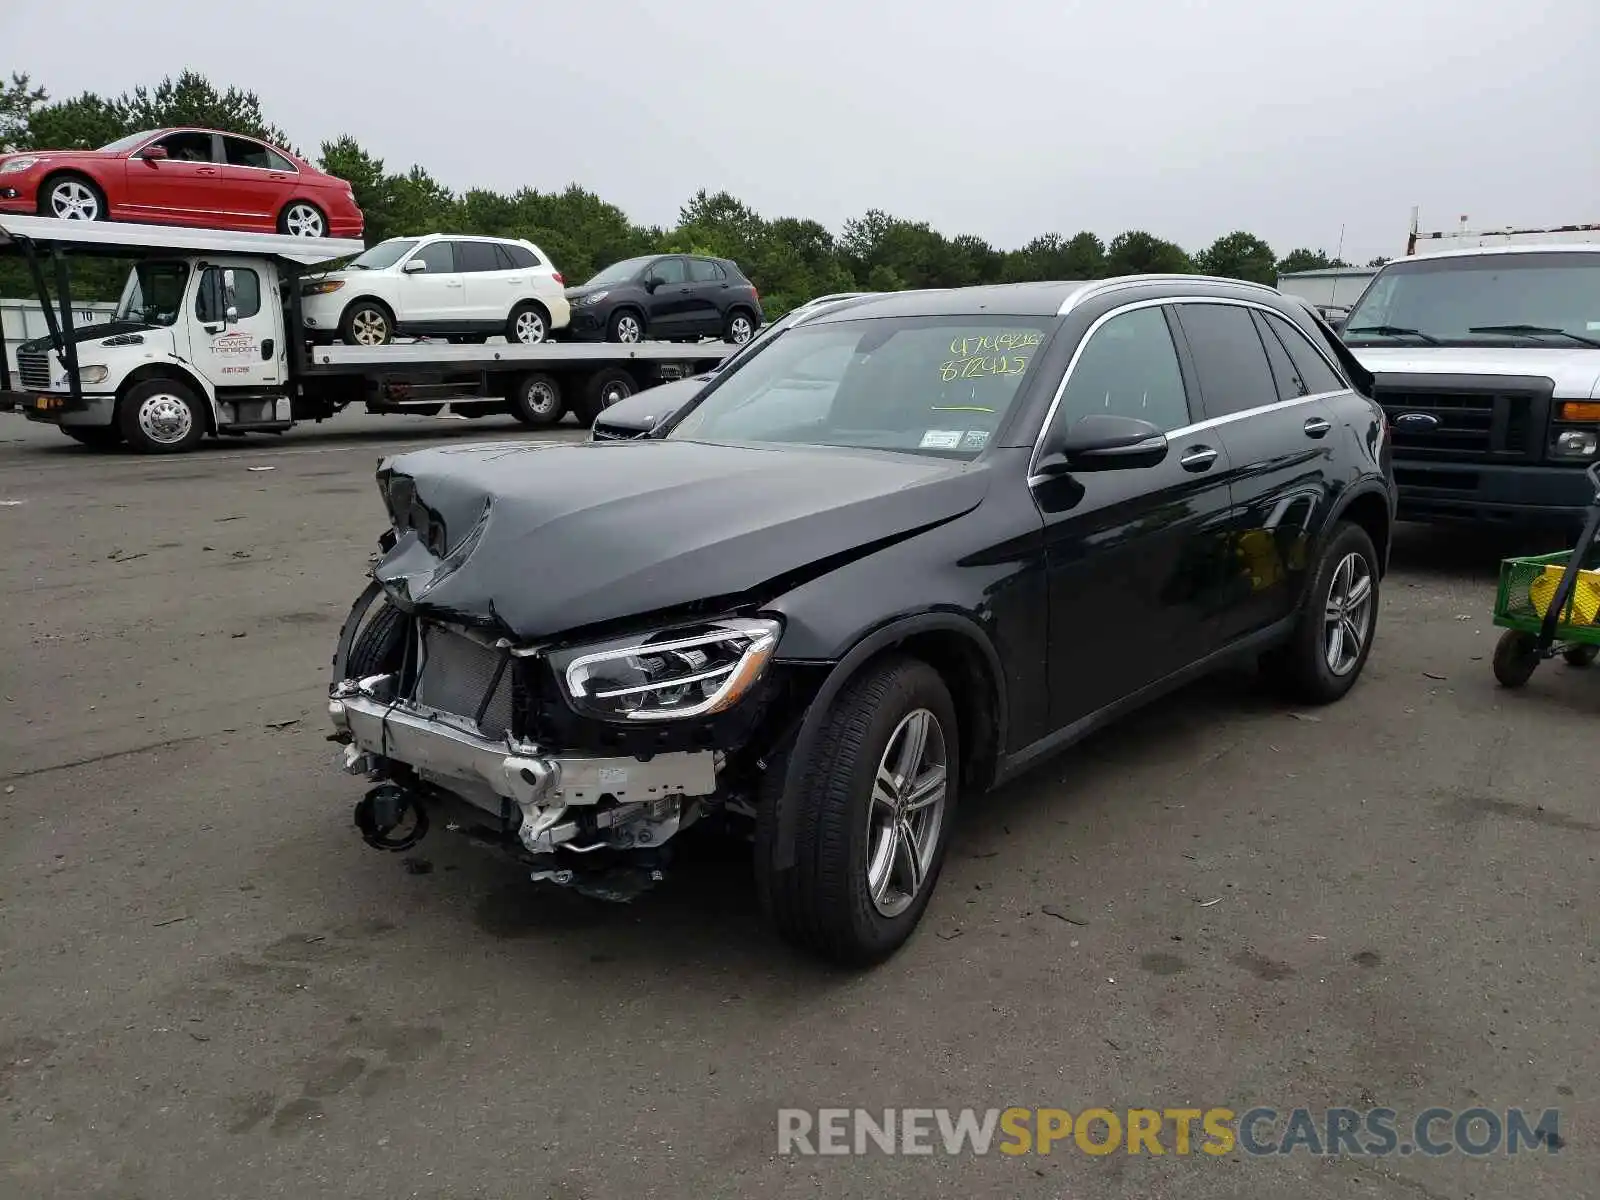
[197,167,218,176]
[1179,445,1218,472]
[1304,416,1332,438]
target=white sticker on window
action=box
[961,429,990,450]
[1587,321,1600,331]
[919,429,964,449]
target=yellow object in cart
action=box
[1528,564,1600,625]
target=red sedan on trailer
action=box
[0,127,364,239]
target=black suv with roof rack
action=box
[327,274,1395,966]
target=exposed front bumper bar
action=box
[329,682,720,813]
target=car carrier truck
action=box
[0,216,733,453]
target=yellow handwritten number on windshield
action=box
[940,355,1029,382]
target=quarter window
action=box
[496,243,541,270]
[1173,303,1280,418]
[1249,309,1307,400]
[1052,306,1191,432]
[1261,311,1348,396]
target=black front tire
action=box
[117,379,207,454]
[1493,631,1542,687]
[1261,520,1381,705]
[754,654,960,967]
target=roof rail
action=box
[1058,272,1280,315]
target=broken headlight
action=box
[559,617,781,722]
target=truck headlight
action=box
[1553,429,1599,458]
[55,364,107,386]
[559,617,781,722]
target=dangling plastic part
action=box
[354,783,430,852]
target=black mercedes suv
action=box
[327,275,1395,966]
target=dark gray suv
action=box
[564,254,765,345]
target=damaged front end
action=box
[327,576,798,902]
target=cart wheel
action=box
[1492,631,1541,688]
[1561,643,1599,668]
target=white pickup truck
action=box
[0,215,732,453]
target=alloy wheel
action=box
[614,314,641,343]
[730,314,753,343]
[284,204,324,238]
[49,180,99,221]
[865,709,949,919]
[351,309,389,345]
[1323,551,1374,676]
[514,310,546,344]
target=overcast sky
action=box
[6,0,1598,265]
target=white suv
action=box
[299,234,571,346]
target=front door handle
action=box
[1304,416,1331,438]
[1179,445,1218,472]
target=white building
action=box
[1275,266,1378,310]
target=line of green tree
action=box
[1,70,1391,312]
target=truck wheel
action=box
[1493,631,1541,687]
[578,368,636,424]
[340,301,393,346]
[511,373,563,428]
[1260,521,1380,705]
[607,309,644,344]
[117,379,206,454]
[278,201,327,238]
[754,655,959,966]
[60,425,123,449]
[507,303,549,345]
[724,308,756,345]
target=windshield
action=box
[347,239,418,271]
[114,261,190,327]
[98,130,161,154]
[1344,252,1600,347]
[666,315,1054,457]
[582,257,651,288]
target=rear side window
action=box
[1053,306,1191,432]
[1261,311,1348,396]
[222,135,295,172]
[648,258,687,286]
[410,241,456,273]
[455,241,501,273]
[1173,303,1279,418]
[688,258,727,283]
[497,243,541,270]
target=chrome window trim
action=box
[1028,294,1353,478]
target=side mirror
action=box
[1036,413,1168,476]
[402,259,427,274]
[142,145,168,162]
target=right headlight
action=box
[578,290,608,306]
[559,617,781,722]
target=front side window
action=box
[408,241,456,274]
[667,315,1055,457]
[196,267,262,323]
[114,261,190,327]
[1051,306,1191,431]
[1342,252,1600,347]
[148,130,215,162]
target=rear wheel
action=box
[724,308,756,345]
[1261,521,1380,704]
[1561,643,1597,668]
[577,367,636,424]
[39,174,105,222]
[340,301,393,346]
[510,372,563,428]
[754,655,959,966]
[59,425,123,448]
[507,303,549,345]
[118,378,206,454]
[279,201,327,238]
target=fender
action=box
[766,610,1008,872]
[1321,474,1396,574]
[118,361,216,431]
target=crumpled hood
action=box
[371,438,990,640]
[1352,346,1600,398]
